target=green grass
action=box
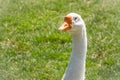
[0,0,120,80]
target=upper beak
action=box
[58,16,72,31]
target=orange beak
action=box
[58,15,72,31]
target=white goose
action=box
[58,13,87,80]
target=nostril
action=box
[64,23,68,26]
[64,22,69,27]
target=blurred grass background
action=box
[0,0,120,80]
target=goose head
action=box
[58,13,85,33]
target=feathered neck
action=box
[62,27,87,80]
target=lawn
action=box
[0,0,120,80]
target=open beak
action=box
[58,16,72,31]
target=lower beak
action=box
[58,22,71,31]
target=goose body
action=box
[59,13,87,80]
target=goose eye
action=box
[74,17,77,20]
[73,17,79,22]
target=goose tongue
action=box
[58,15,72,31]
